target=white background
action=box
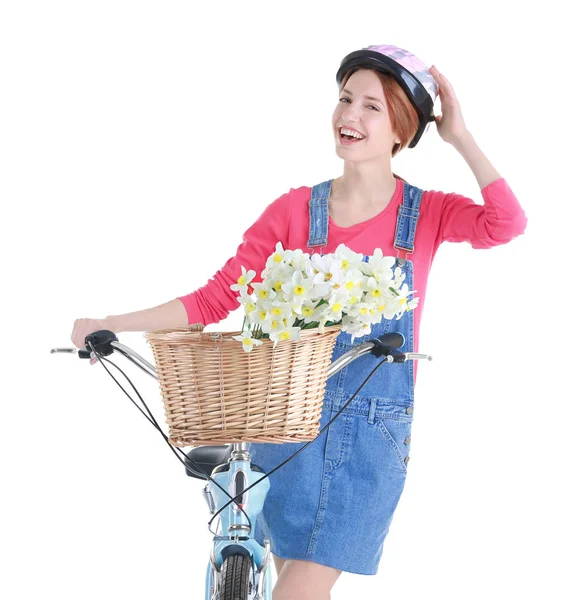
[2,1,566,598]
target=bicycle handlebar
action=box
[50,328,432,378]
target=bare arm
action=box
[105,298,197,333]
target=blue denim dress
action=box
[249,178,424,576]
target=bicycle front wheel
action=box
[220,553,252,600]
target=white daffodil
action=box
[343,269,366,297]
[293,298,316,319]
[264,242,288,271]
[390,283,419,317]
[255,300,294,335]
[232,329,264,352]
[340,319,368,344]
[261,316,294,336]
[311,253,344,286]
[281,270,314,304]
[334,243,365,271]
[363,276,390,303]
[313,302,334,327]
[308,280,334,300]
[286,248,311,271]
[393,265,406,287]
[263,260,294,285]
[267,300,294,321]
[345,298,370,320]
[248,301,273,326]
[236,293,256,316]
[250,281,277,303]
[357,302,376,326]
[230,266,256,294]
[326,290,350,322]
[269,325,302,345]
[363,248,396,283]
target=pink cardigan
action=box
[178,177,527,379]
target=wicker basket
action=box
[144,322,342,447]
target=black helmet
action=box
[336,44,439,148]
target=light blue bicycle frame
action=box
[203,441,273,599]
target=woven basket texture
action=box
[145,323,342,446]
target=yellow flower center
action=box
[274,281,282,291]
[302,307,314,316]
[349,297,358,304]
[245,302,255,314]
[378,304,386,311]
[280,331,290,341]
[259,289,268,299]
[332,303,342,312]
[243,338,252,346]
[324,272,333,281]
[372,289,382,297]
[346,281,354,290]
[341,259,349,268]
[274,254,282,263]
[271,307,283,316]
[259,310,267,320]
[238,275,247,285]
[360,307,368,315]
[294,285,305,295]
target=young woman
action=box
[71,44,528,599]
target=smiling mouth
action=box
[338,127,366,141]
[338,130,366,144]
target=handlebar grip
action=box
[374,332,405,349]
[84,329,118,357]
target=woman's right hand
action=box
[71,317,112,365]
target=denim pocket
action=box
[376,415,413,473]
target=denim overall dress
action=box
[248,178,424,576]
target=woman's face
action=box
[332,68,400,161]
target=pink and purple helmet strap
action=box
[365,44,439,106]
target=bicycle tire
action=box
[220,553,252,600]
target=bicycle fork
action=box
[203,443,273,599]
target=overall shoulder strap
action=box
[307,179,333,251]
[394,182,425,266]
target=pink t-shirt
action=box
[178,176,527,382]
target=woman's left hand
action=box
[429,65,469,145]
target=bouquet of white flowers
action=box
[230,242,419,352]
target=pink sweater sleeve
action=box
[177,189,292,326]
[438,177,528,248]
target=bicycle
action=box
[51,329,432,599]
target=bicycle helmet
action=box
[336,44,439,148]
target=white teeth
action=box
[340,127,364,139]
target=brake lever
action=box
[50,330,118,360]
[50,347,93,359]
